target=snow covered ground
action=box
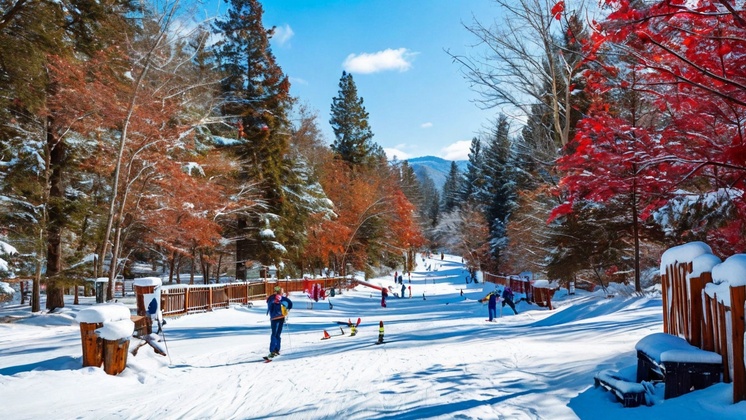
[1,255,744,419]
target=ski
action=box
[321,326,346,340]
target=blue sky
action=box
[205,0,502,161]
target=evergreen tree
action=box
[212,0,294,279]
[0,0,135,310]
[419,173,440,229]
[329,71,384,167]
[441,161,463,213]
[480,115,516,266]
[461,137,484,204]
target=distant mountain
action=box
[406,156,467,191]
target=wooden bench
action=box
[636,333,722,399]
[594,369,647,407]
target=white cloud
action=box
[440,140,471,161]
[290,77,308,86]
[273,24,294,47]
[420,122,433,129]
[343,48,416,74]
[384,147,412,161]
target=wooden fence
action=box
[662,260,746,403]
[135,277,355,318]
[482,273,556,310]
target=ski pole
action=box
[158,318,173,365]
[284,317,292,352]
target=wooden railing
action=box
[137,277,355,318]
[662,260,746,403]
[482,272,555,309]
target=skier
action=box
[479,290,500,321]
[401,283,406,299]
[501,286,518,314]
[266,286,293,359]
[381,287,388,307]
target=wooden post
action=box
[717,297,731,383]
[730,285,746,402]
[79,322,103,367]
[102,338,130,375]
[662,271,669,334]
[702,293,715,352]
[689,275,707,348]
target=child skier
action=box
[266,286,293,359]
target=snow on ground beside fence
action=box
[1,254,745,419]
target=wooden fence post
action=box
[730,285,746,403]
[689,275,707,348]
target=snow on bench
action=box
[635,333,722,399]
[594,369,647,407]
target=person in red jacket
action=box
[381,287,388,307]
[266,286,292,359]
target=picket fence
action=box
[662,260,746,403]
[134,277,355,318]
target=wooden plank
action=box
[730,285,746,402]
[718,297,731,383]
[662,271,669,334]
[689,275,706,348]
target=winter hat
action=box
[274,286,282,293]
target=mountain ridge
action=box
[406,155,467,191]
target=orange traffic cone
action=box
[321,329,331,340]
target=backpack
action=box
[281,300,289,317]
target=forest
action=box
[1,0,745,312]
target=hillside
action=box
[407,156,467,191]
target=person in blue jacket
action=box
[266,286,293,359]
[480,290,500,321]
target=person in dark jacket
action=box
[502,286,518,314]
[266,286,292,359]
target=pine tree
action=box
[0,0,135,310]
[329,71,384,167]
[441,161,463,213]
[461,137,484,204]
[212,0,293,278]
[480,115,516,266]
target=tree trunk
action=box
[175,255,182,284]
[216,253,223,283]
[32,260,41,312]
[168,251,176,284]
[45,117,66,311]
[631,171,641,292]
[235,217,248,281]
